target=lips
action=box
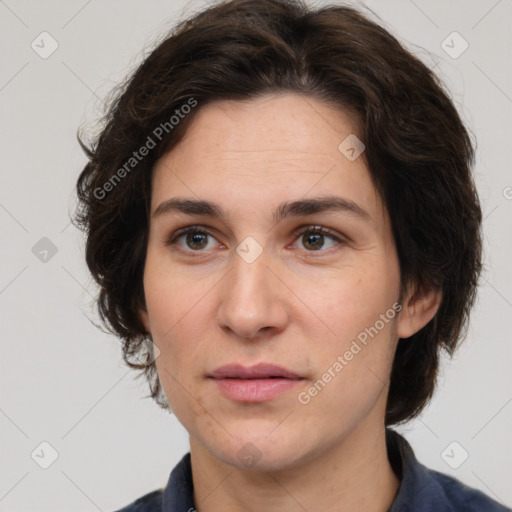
[209,363,304,402]
[209,363,302,380]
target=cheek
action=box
[143,250,213,336]
[299,311,398,429]
[142,260,215,397]
[302,261,399,339]
[298,260,400,388]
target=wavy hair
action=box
[74,0,482,425]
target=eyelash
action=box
[165,224,346,256]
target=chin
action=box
[208,431,310,472]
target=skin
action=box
[140,93,441,512]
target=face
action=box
[140,93,408,471]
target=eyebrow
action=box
[153,195,371,224]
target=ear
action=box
[397,281,442,339]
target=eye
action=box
[166,226,220,252]
[290,225,344,253]
[165,224,345,255]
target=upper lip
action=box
[209,363,302,380]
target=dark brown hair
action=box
[74,0,482,425]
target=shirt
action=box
[114,429,511,511]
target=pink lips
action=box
[209,363,303,402]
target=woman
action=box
[74,0,509,510]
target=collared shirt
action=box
[114,429,511,511]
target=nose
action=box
[216,249,289,340]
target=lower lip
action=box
[211,378,303,402]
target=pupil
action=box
[304,233,323,250]
[187,232,207,249]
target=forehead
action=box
[151,93,384,223]
[163,92,363,164]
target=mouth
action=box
[208,363,304,402]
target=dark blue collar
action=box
[158,429,509,511]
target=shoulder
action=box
[386,429,511,512]
[112,452,194,512]
[112,489,163,512]
[426,468,511,512]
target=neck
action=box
[190,417,400,512]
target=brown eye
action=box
[302,232,326,251]
[185,231,210,250]
[166,226,218,252]
[292,225,343,253]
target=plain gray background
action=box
[1,0,511,510]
